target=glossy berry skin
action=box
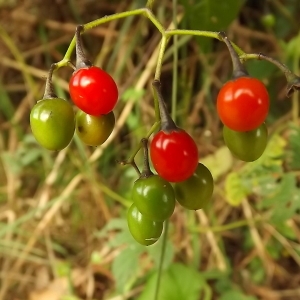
[174,163,214,210]
[69,66,118,116]
[132,175,175,222]
[223,123,268,162]
[127,204,163,246]
[217,77,269,132]
[150,130,198,183]
[75,110,115,146]
[30,98,75,151]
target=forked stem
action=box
[258,53,300,97]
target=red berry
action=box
[150,130,199,182]
[217,77,269,132]
[69,66,118,116]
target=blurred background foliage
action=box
[1,0,300,299]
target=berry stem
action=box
[152,80,178,132]
[154,220,169,300]
[218,31,248,79]
[240,52,300,97]
[75,25,92,69]
[117,159,141,176]
[140,138,154,178]
[154,35,170,81]
[172,0,178,122]
[126,121,160,163]
[43,63,57,99]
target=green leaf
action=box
[202,146,233,180]
[138,263,205,300]
[248,258,265,284]
[220,290,257,300]
[258,173,300,223]
[225,172,247,206]
[20,148,42,166]
[287,125,300,169]
[246,60,277,81]
[0,81,15,120]
[95,218,127,238]
[179,0,244,52]
[122,88,145,103]
[112,245,143,293]
[147,238,174,270]
[1,152,22,175]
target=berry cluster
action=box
[30,26,118,151]
[29,26,281,247]
[127,81,214,246]
[217,32,269,162]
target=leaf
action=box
[147,238,174,270]
[112,245,143,293]
[243,134,286,174]
[201,146,233,180]
[109,230,138,248]
[95,218,127,238]
[220,290,257,300]
[179,0,245,52]
[1,152,22,175]
[258,173,300,224]
[246,60,277,81]
[287,125,300,169]
[225,172,247,206]
[20,148,42,166]
[260,134,286,167]
[122,88,145,103]
[138,263,205,300]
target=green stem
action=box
[240,53,294,77]
[154,220,169,300]
[189,216,263,233]
[146,0,155,9]
[127,121,160,162]
[172,0,178,122]
[166,29,245,55]
[152,35,170,122]
[56,8,151,68]
[154,35,170,80]
[154,4,177,299]
[56,8,166,69]
[240,52,300,97]
[145,9,165,34]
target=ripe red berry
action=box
[217,76,269,132]
[150,129,198,182]
[69,66,118,116]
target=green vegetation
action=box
[1,0,300,299]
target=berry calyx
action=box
[69,25,118,116]
[149,80,199,182]
[30,64,75,151]
[217,32,269,132]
